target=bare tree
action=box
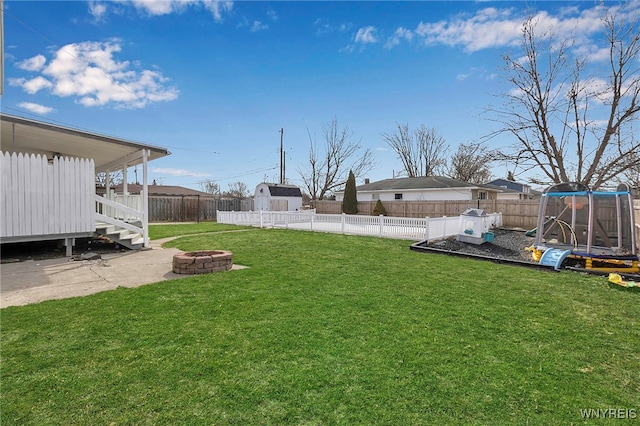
[382,123,448,177]
[199,179,220,195]
[298,118,374,200]
[621,151,640,190]
[95,170,123,188]
[224,181,250,199]
[447,143,495,184]
[487,9,640,189]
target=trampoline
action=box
[529,182,639,273]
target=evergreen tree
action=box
[372,199,387,216]
[342,170,358,214]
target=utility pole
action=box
[279,128,284,184]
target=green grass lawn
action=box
[1,225,638,425]
[148,221,246,240]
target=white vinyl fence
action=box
[1,152,95,239]
[217,210,503,241]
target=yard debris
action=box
[71,252,102,261]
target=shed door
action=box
[254,194,269,211]
[270,199,288,211]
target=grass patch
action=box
[148,222,247,240]
[2,228,638,424]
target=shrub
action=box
[372,199,387,216]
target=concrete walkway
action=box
[0,238,243,309]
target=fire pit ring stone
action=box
[173,250,233,274]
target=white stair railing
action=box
[94,195,146,246]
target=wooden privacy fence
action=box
[314,199,540,229]
[1,152,95,239]
[149,196,250,222]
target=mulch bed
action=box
[423,228,537,263]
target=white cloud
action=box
[152,167,212,177]
[203,0,233,22]
[355,26,378,44]
[412,3,640,54]
[17,54,47,72]
[415,8,522,52]
[314,19,351,35]
[384,27,413,49]
[118,0,233,21]
[11,41,179,109]
[19,76,54,94]
[250,20,269,32]
[88,1,107,21]
[17,102,55,115]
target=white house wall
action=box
[336,189,473,202]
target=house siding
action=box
[355,189,472,202]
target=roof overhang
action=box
[0,114,170,173]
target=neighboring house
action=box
[98,183,212,197]
[254,183,303,211]
[334,176,501,202]
[485,179,540,200]
[1,113,170,254]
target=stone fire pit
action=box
[172,250,233,275]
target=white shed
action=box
[254,183,303,211]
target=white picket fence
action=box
[1,152,95,239]
[217,210,503,241]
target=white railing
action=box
[1,152,95,239]
[94,194,146,244]
[217,210,503,241]
[104,190,143,221]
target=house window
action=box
[394,193,403,200]
[372,193,380,200]
[478,191,487,200]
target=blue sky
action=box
[2,1,635,193]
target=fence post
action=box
[443,215,447,238]
[310,212,314,231]
[285,212,289,229]
[425,216,430,241]
[379,214,384,237]
[341,213,346,234]
[260,210,264,228]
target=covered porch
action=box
[1,113,170,254]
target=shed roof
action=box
[1,114,170,172]
[266,184,303,197]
